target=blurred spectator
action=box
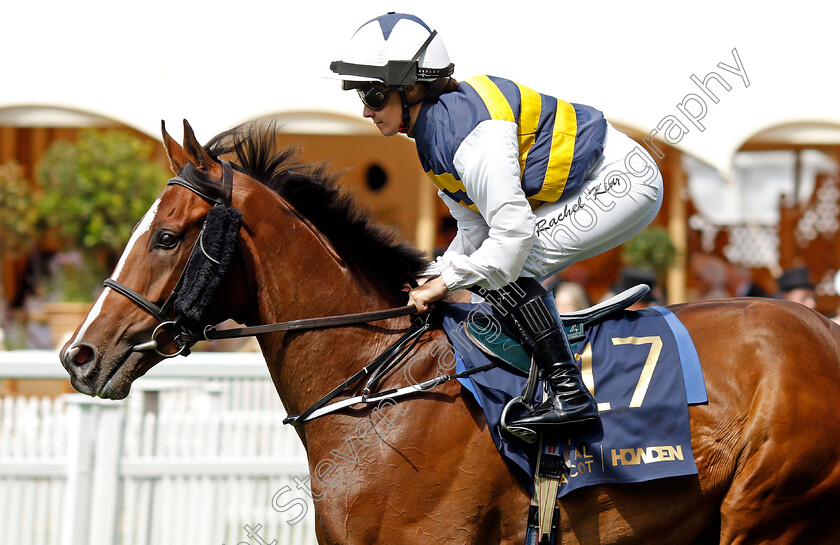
[776,267,816,309]
[690,253,729,300]
[603,267,660,310]
[553,281,591,313]
[727,264,768,298]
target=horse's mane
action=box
[203,121,428,295]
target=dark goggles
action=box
[358,85,396,111]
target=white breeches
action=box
[521,122,664,278]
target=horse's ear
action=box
[161,120,188,174]
[182,119,218,174]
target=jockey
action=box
[329,13,664,432]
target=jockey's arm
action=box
[432,120,536,292]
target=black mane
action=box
[203,121,428,295]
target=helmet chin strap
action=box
[398,89,433,134]
[399,88,412,133]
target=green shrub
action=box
[622,225,679,280]
[36,130,168,300]
[36,130,168,255]
[0,160,40,255]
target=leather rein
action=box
[103,160,418,359]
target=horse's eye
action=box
[155,231,180,250]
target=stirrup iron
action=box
[500,396,538,444]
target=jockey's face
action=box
[361,84,402,137]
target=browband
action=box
[167,160,234,206]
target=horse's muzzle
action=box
[61,342,114,397]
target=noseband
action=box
[103,160,241,358]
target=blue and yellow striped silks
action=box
[413,75,607,211]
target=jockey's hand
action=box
[409,276,449,313]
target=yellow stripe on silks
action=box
[468,77,544,193]
[515,83,542,176]
[466,76,515,122]
[426,170,480,212]
[535,99,578,202]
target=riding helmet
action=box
[329,12,454,90]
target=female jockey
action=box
[329,13,664,433]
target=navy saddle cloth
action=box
[441,301,707,497]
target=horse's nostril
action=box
[61,343,99,384]
[71,344,95,366]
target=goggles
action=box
[358,85,396,111]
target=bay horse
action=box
[60,120,840,544]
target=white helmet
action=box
[330,13,454,90]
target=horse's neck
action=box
[245,195,407,421]
[250,213,394,324]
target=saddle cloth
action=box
[441,303,707,497]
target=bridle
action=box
[102,160,238,358]
[102,160,417,359]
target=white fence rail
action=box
[0,351,317,545]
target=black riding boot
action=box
[508,297,599,431]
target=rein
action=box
[281,310,497,426]
[284,313,431,426]
[104,160,489,426]
[106,267,418,355]
[196,304,417,342]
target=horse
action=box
[59,119,840,544]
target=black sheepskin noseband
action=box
[174,204,243,322]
